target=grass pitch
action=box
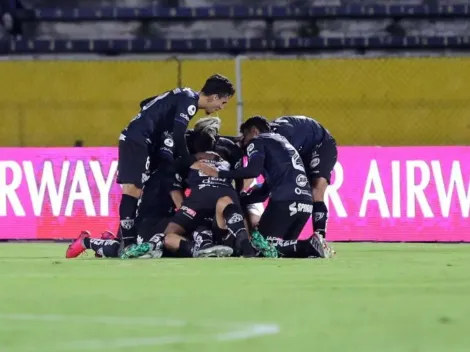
[0,243,470,352]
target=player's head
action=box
[239,115,271,146]
[194,116,221,137]
[199,74,235,114]
[190,130,216,154]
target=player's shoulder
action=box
[173,88,199,117]
[173,87,199,100]
[217,136,237,148]
[278,115,313,123]
[256,132,278,141]
[248,133,275,149]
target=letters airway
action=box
[0,146,468,242]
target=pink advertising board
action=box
[0,147,468,242]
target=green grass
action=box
[1,243,470,352]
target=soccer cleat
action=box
[65,231,91,259]
[139,249,164,259]
[94,231,117,258]
[250,231,278,258]
[120,242,154,259]
[314,232,335,259]
[100,231,116,240]
[309,234,330,258]
[195,245,233,258]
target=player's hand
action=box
[198,163,219,177]
[190,161,204,170]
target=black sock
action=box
[223,204,254,256]
[119,194,139,247]
[223,203,246,237]
[313,201,328,239]
[212,220,231,246]
[89,238,120,258]
[192,228,213,251]
[148,233,165,251]
[175,240,195,258]
[235,231,256,257]
[83,237,91,249]
[267,237,311,258]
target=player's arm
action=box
[241,182,270,204]
[243,178,256,191]
[169,173,185,209]
[170,190,184,209]
[172,96,198,169]
[217,140,265,179]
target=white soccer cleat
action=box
[195,245,233,258]
[138,249,164,259]
[315,232,335,259]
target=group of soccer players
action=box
[66,74,337,260]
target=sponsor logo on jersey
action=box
[181,206,197,218]
[294,187,311,196]
[289,202,313,216]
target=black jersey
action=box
[186,157,234,191]
[219,133,312,202]
[271,115,333,157]
[121,87,199,167]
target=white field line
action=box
[0,313,280,351]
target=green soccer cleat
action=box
[250,231,278,258]
[120,242,153,259]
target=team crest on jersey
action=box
[187,105,197,116]
[164,138,174,147]
[296,174,308,187]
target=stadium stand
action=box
[1,1,470,54]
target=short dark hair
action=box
[191,130,216,154]
[240,115,271,134]
[201,74,235,98]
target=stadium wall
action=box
[0,146,468,242]
[0,57,469,146]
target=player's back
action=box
[271,115,331,155]
[252,133,311,201]
[187,157,234,190]
[122,88,199,145]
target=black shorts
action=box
[170,186,240,235]
[304,138,338,184]
[137,217,171,242]
[257,200,312,240]
[117,139,150,189]
[135,170,175,221]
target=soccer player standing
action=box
[117,74,235,248]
